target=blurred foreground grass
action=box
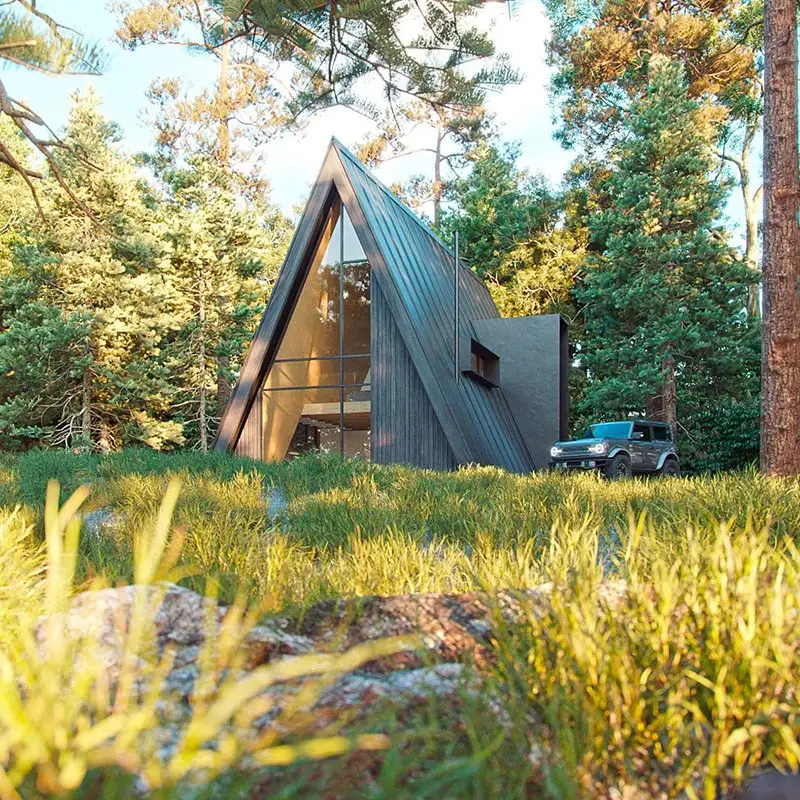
[0,450,799,798]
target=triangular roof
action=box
[214,139,534,472]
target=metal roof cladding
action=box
[214,138,535,472]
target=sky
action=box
[6,2,571,213]
[6,0,746,241]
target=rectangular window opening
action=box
[463,339,499,388]
[260,199,371,461]
[652,425,671,441]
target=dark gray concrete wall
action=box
[472,315,568,471]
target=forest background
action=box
[0,0,767,472]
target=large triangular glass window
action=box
[261,198,371,460]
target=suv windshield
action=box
[582,422,632,439]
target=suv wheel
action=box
[604,453,631,480]
[659,458,680,478]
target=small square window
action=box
[464,339,499,387]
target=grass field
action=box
[1,450,799,798]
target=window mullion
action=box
[339,212,345,455]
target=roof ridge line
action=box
[332,139,455,254]
[330,139,488,293]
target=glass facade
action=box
[262,202,371,460]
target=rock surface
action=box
[290,580,627,669]
[34,580,627,788]
[37,583,314,683]
[37,579,627,701]
[82,507,124,538]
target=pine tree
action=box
[441,142,559,283]
[0,117,38,272]
[223,0,514,119]
[131,7,293,450]
[0,90,181,451]
[543,0,764,318]
[0,2,105,212]
[156,158,290,451]
[577,57,759,463]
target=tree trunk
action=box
[218,16,231,170]
[647,0,659,53]
[737,121,763,319]
[98,421,111,455]
[662,353,677,443]
[215,15,232,413]
[81,367,92,447]
[198,280,208,454]
[646,393,664,421]
[646,352,677,440]
[433,125,443,230]
[761,0,800,476]
[217,353,232,407]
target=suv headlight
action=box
[588,443,608,455]
[550,446,562,457]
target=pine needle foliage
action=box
[576,58,759,465]
[222,0,515,117]
[0,4,104,75]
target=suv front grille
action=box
[558,445,592,456]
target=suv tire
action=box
[604,453,631,480]
[659,458,680,478]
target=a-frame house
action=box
[213,139,568,472]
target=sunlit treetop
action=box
[0,1,106,217]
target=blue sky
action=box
[6,2,571,212]
[7,1,746,242]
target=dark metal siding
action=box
[234,395,262,459]
[372,281,456,470]
[336,143,533,473]
[216,139,536,473]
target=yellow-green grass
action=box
[1,450,799,798]
[0,480,419,799]
[2,449,799,611]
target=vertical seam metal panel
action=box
[334,143,532,472]
[333,151,475,465]
[372,280,455,469]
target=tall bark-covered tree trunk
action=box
[662,353,677,443]
[215,16,232,416]
[433,122,444,230]
[217,353,232,407]
[647,0,659,53]
[81,367,92,447]
[646,390,663,421]
[217,16,231,170]
[198,279,208,454]
[761,0,800,475]
[646,353,677,441]
[739,123,763,319]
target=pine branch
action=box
[0,77,110,229]
[0,4,110,222]
[0,37,35,48]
